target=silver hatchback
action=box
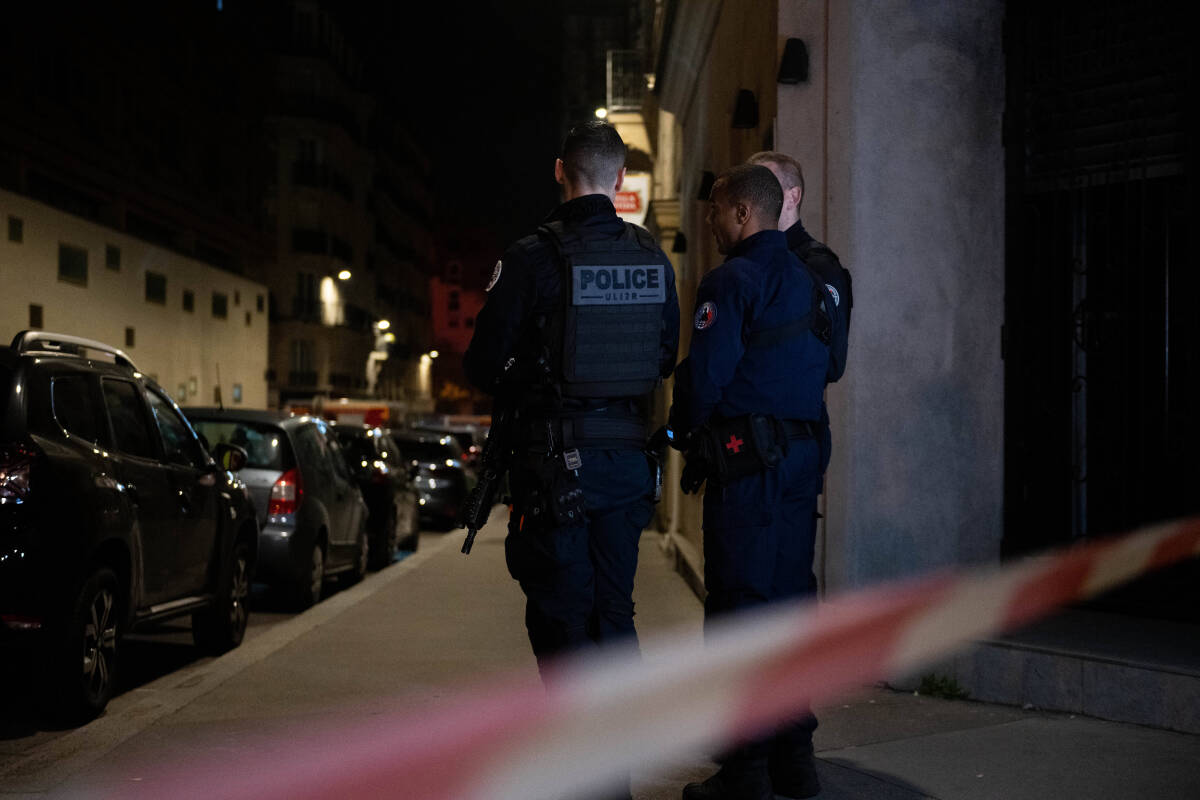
[185,409,368,608]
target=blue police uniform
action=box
[465,194,680,675]
[672,228,826,797]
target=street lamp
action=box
[594,107,608,119]
[429,350,439,359]
[376,319,390,331]
[337,269,352,281]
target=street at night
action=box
[3,1,1200,798]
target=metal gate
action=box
[1003,0,1198,618]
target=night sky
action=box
[350,1,568,250]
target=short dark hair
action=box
[747,150,805,207]
[561,121,626,188]
[712,164,783,224]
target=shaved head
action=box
[560,121,626,190]
[711,164,783,225]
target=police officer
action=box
[464,121,680,689]
[671,164,826,800]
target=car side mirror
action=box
[212,442,248,472]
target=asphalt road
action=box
[0,528,452,775]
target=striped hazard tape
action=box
[136,517,1200,800]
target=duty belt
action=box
[781,419,818,440]
[523,413,647,450]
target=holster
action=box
[700,414,789,485]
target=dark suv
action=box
[0,332,257,720]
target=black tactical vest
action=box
[533,221,669,400]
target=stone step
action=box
[895,608,1200,733]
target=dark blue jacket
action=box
[465,194,680,403]
[672,229,828,432]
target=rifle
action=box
[459,398,516,554]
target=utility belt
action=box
[690,414,817,487]
[514,408,648,530]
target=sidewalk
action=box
[3,514,1198,799]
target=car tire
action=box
[51,567,121,721]
[294,540,325,610]
[192,538,251,654]
[399,504,420,552]
[369,509,397,570]
[343,524,368,585]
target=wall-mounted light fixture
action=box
[337,269,352,281]
[732,89,759,129]
[594,107,609,119]
[778,38,810,84]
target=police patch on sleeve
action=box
[826,284,841,306]
[486,260,503,292]
[694,300,717,330]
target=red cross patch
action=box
[725,434,744,453]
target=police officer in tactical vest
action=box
[465,122,680,698]
[670,164,828,800]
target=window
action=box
[29,304,43,329]
[448,290,460,311]
[465,316,474,328]
[51,375,105,443]
[125,327,135,347]
[295,272,317,317]
[212,292,228,319]
[146,390,206,467]
[58,243,88,286]
[101,379,155,459]
[290,339,314,372]
[234,290,241,306]
[145,271,167,304]
[245,310,252,326]
[7,216,22,243]
[256,294,264,312]
[106,244,120,270]
[183,289,195,312]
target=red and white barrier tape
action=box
[135,517,1200,800]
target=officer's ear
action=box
[735,201,751,225]
[554,158,567,186]
[613,166,626,193]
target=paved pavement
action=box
[2,514,1198,799]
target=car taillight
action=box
[268,468,303,515]
[0,447,34,506]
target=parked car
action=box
[184,408,368,608]
[0,331,257,720]
[331,424,420,566]
[390,430,472,529]
[411,424,484,470]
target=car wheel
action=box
[369,509,397,570]
[399,503,420,552]
[51,567,120,721]
[344,524,368,585]
[193,539,251,654]
[294,541,325,609]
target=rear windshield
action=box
[334,430,377,462]
[394,436,463,464]
[188,418,293,471]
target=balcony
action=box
[291,161,355,203]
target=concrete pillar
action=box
[777,0,1007,589]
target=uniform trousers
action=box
[505,447,655,672]
[702,437,823,764]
